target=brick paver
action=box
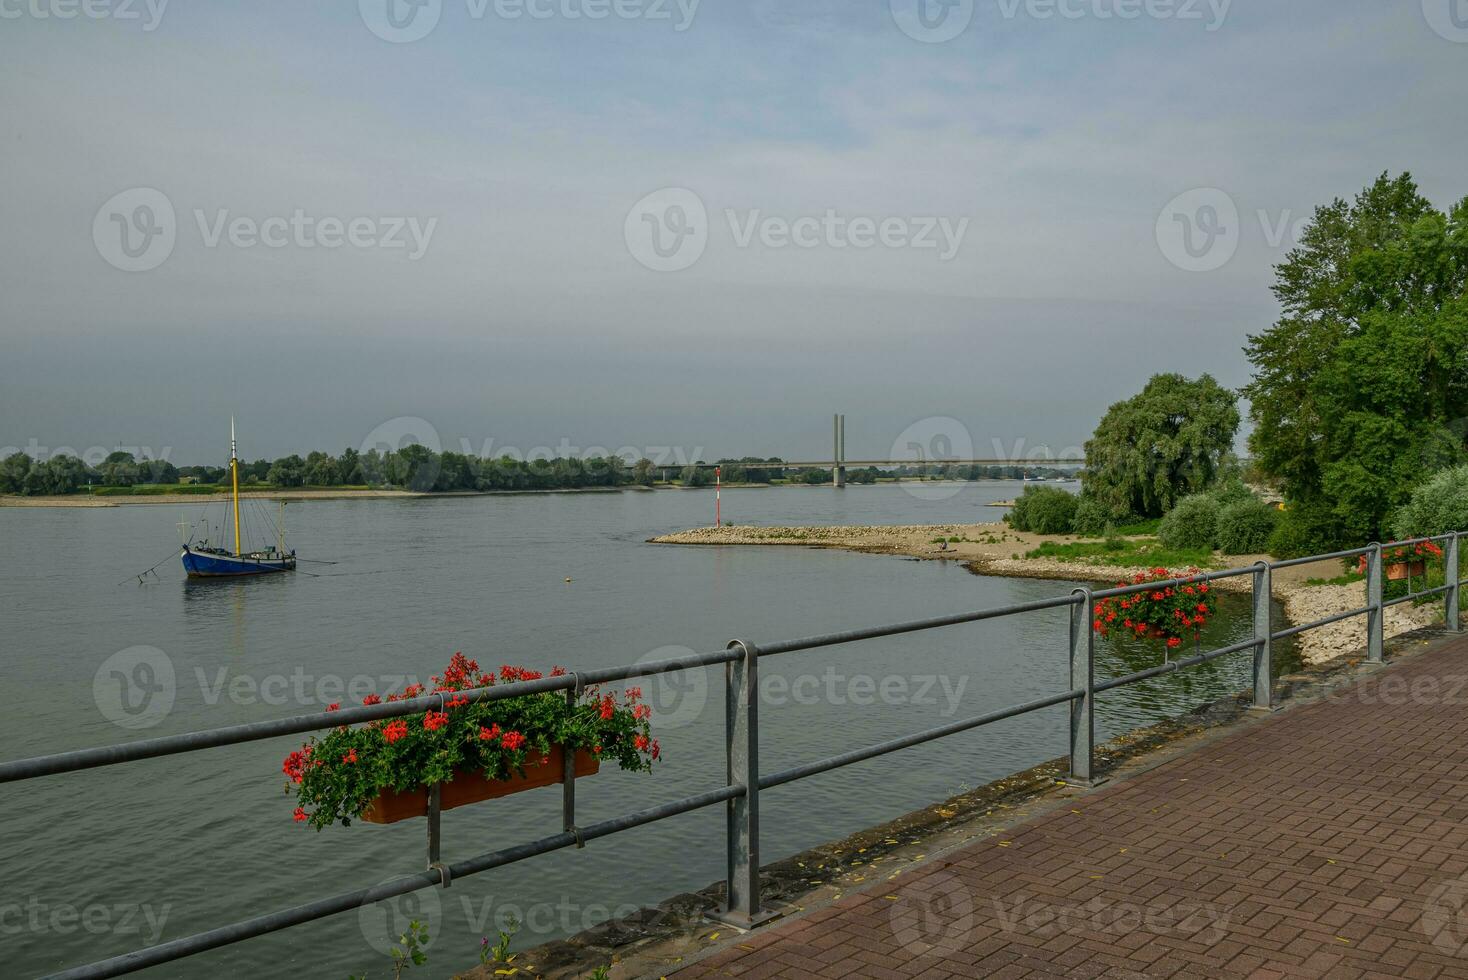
[676,636,1468,979]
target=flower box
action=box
[361,747,600,824]
[1386,560,1427,581]
[283,654,658,831]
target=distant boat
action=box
[181,419,296,578]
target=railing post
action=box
[715,639,770,928]
[1251,561,1274,711]
[1067,588,1101,786]
[1367,542,1384,664]
[1447,534,1461,633]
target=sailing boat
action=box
[180,419,296,577]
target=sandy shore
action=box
[651,522,1442,665]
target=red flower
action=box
[478,723,501,741]
[423,711,449,732]
[362,693,382,706]
[326,703,340,712]
[500,730,526,750]
[383,720,409,744]
[342,749,358,764]
[634,734,650,751]
[650,739,660,760]
[599,694,616,720]
[633,703,651,720]
[1166,637,1181,649]
[293,806,308,823]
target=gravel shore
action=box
[651,523,1444,665]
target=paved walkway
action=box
[677,635,1468,979]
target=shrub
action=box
[1215,498,1279,555]
[1208,478,1257,509]
[1007,486,1079,535]
[1392,465,1468,538]
[1157,494,1220,550]
[1070,496,1113,536]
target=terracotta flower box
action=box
[361,746,599,824]
[1386,560,1427,581]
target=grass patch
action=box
[1025,536,1217,569]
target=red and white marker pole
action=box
[715,466,722,527]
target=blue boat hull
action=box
[181,547,295,578]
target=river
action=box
[0,482,1293,978]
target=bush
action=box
[1215,498,1279,554]
[1208,478,1257,508]
[1393,465,1468,538]
[1157,494,1220,550]
[1007,486,1079,535]
[1070,496,1112,536]
[1265,506,1335,559]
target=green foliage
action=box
[481,915,518,964]
[284,655,657,830]
[1392,464,1468,537]
[1006,486,1079,534]
[1157,494,1220,551]
[1070,496,1114,536]
[1025,538,1216,569]
[1244,172,1468,546]
[1081,373,1241,518]
[1215,498,1280,555]
[391,920,429,979]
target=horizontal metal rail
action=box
[759,687,1084,790]
[0,647,741,784]
[44,784,743,980]
[12,529,1465,978]
[1270,605,1374,641]
[1385,583,1454,606]
[756,593,1084,656]
[1093,635,1261,693]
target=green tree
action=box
[0,452,32,493]
[1244,173,1468,545]
[1081,373,1240,518]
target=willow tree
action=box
[1081,373,1240,518]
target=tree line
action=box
[0,447,1080,496]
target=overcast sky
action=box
[2,0,1465,466]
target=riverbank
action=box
[650,523,1442,665]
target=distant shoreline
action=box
[0,478,1053,508]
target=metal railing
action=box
[2,534,1463,978]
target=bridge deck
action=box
[676,634,1468,979]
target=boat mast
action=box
[230,417,241,556]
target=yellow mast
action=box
[230,416,241,556]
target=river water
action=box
[0,482,1292,978]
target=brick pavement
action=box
[675,635,1468,979]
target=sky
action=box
[2,0,1465,467]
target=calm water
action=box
[0,482,1291,978]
